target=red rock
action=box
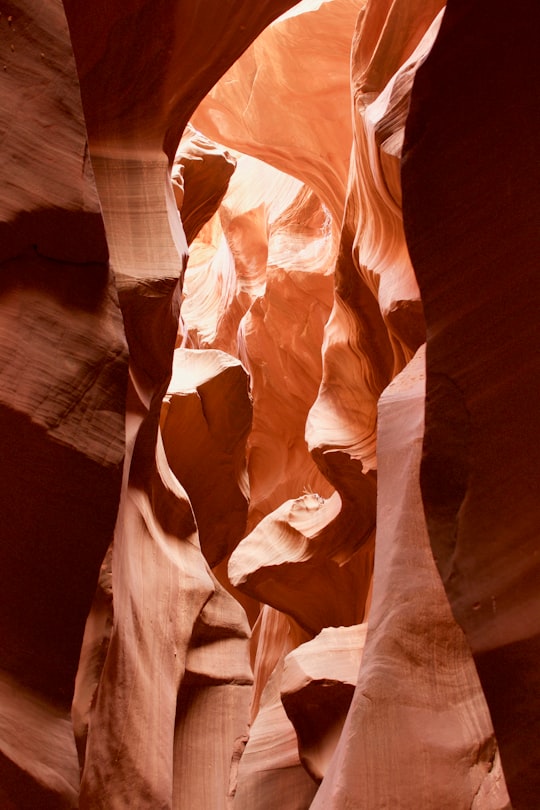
[0,2,125,803]
[228,489,374,634]
[402,2,540,805]
[161,348,252,568]
[185,153,336,524]
[77,434,253,809]
[233,608,318,810]
[0,671,79,809]
[1,0,536,805]
[311,347,510,809]
[281,624,368,782]
[1,0,299,805]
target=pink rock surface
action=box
[1,0,537,806]
[184,154,336,523]
[281,624,368,782]
[228,488,374,634]
[306,0,445,475]
[311,347,510,809]
[61,0,301,803]
[1,0,299,805]
[172,125,237,246]
[0,2,124,803]
[0,671,79,809]
[233,609,318,810]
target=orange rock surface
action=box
[311,348,509,809]
[0,0,537,808]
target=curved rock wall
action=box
[402,1,540,806]
[0,0,299,807]
[0,0,536,808]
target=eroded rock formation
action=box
[0,0,298,806]
[311,348,509,809]
[0,3,123,805]
[402,2,540,805]
[0,0,537,808]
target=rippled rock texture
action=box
[0,0,537,808]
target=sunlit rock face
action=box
[192,0,365,225]
[0,0,536,809]
[281,624,368,783]
[183,0,512,807]
[60,1,301,805]
[311,348,509,810]
[183,154,336,525]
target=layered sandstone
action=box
[0,3,123,805]
[0,0,299,806]
[192,0,365,225]
[183,153,336,521]
[1,0,537,808]
[161,348,252,568]
[186,1,521,807]
[61,0,301,804]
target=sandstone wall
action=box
[0,1,537,808]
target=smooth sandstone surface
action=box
[0,0,537,807]
[402,1,540,806]
[0,2,124,804]
[233,609,318,810]
[193,0,366,225]
[281,624,368,782]
[184,153,336,523]
[161,349,252,568]
[60,0,301,805]
[311,347,510,809]
[1,0,299,806]
[305,0,445,475]
[173,125,237,246]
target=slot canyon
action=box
[0,0,539,807]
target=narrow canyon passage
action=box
[0,1,538,808]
